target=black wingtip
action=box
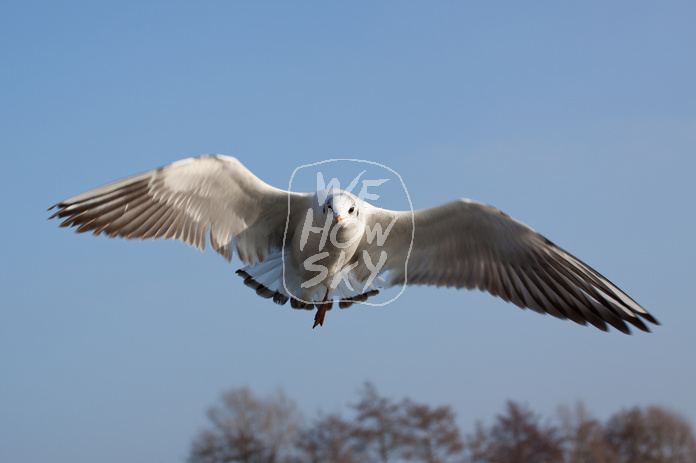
[47,206,63,219]
[640,312,660,326]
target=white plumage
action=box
[50,155,658,332]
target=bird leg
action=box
[313,288,332,329]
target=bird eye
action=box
[327,204,332,210]
[349,206,355,214]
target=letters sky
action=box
[2,2,695,463]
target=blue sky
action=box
[2,1,695,462]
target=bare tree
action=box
[189,385,696,463]
[189,387,303,463]
[400,399,464,463]
[294,412,364,463]
[352,382,407,463]
[642,406,696,463]
[465,400,563,463]
[557,401,610,463]
[350,382,467,463]
[605,405,696,463]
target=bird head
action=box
[324,191,360,225]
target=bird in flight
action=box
[49,155,658,333]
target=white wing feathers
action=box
[49,155,309,265]
[363,199,658,334]
[50,157,658,334]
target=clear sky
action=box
[2,2,695,462]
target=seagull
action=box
[49,155,658,333]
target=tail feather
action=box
[236,251,383,309]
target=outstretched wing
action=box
[49,155,311,264]
[359,199,658,334]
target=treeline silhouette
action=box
[188,382,696,463]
